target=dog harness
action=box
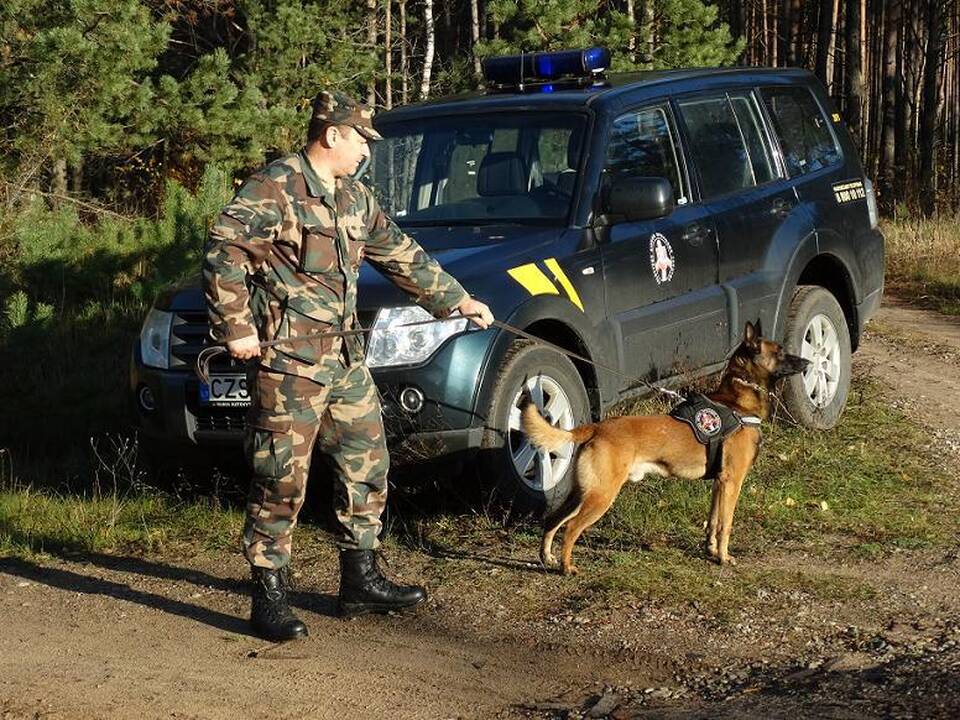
[669,393,761,478]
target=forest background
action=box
[0,0,957,486]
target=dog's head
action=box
[733,321,810,386]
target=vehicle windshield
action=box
[368,112,586,226]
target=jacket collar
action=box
[298,149,337,203]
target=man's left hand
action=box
[457,296,494,329]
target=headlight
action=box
[365,305,468,368]
[139,308,173,369]
[864,177,879,230]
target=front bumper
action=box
[129,328,493,460]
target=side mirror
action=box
[603,177,675,222]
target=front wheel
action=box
[480,339,591,514]
[780,286,852,430]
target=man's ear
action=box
[321,124,340,149]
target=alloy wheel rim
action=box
[508,374,575,494]
[799,313,841,408]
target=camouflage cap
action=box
[311,90,383,141]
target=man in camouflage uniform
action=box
[203,90,493,641]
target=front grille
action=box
[194,405,247,432]
[169,310,245,372]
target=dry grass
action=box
[883,217,960,314]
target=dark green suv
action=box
[131,49,884,510]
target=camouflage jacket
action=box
[203,150,468,383]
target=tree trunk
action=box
[420,0,435,101]
[367,0,377,105]
[471,0,481,81]
[50,159,67,205]
[845,0,864,149]
[737,2,748,63]
[788,0,803,66]
[627,0,636,58]
[919,0,945,216]
[68,158,83,195]
[400,0,408,105]
[781,0,803,67]
[641,0,655,66]
[815,0,835,84]
[385,0,393,110]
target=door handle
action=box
[770,197,795,218]
[682,223,711,247]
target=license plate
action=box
[199,374,251,407]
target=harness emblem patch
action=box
[695,408,722,436]
[649,233,675,285]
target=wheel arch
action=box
[474,295,605,423]
[794,254,860,350]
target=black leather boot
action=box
[250,566,308,641]
[337,549,427,617]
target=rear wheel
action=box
[480,339,591,514]
[780,286,852,429]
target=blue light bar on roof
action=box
[482,47,611,86]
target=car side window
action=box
[678,95,757,200]
[760,86,841,177]
[605,106,687,204]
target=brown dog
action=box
[522,322,809,574]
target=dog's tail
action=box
[521,402,595,452]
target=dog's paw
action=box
[561,564,579,576]
[540,551,558,568]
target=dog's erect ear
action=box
[744,321,758,345]
[754,318,763,339]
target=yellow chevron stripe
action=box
[507,263,560,297]
[544,258,585,312]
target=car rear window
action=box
[760,86,841,177]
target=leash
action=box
[194,314,685,401]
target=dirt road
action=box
[2,297,959,720]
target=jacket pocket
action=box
[271,306,334,365]
[299,225,339,273]
[245,413,294,479]
[344,223,366,272]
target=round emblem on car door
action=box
[649,233,675,285]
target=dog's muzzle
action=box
[775,354,811,378]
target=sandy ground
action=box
[2,295,959,720]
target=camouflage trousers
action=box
[242,362,389,569]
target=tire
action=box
[479,339,591,515]
[780,286,852,430]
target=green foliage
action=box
[0,166,231,485]
[478,0,742,72]
[480,0,638,70]
[652,0,745,69]
[237,0,377,154]
[0,0,169,170]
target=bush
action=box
[0,165,231,488]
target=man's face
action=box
[330,125,370,178]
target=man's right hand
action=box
[225,333,261,360]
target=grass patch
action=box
[0,487,242,559]
[883,217,960,314]
[410,376,951,616]
[595,378,950,560]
